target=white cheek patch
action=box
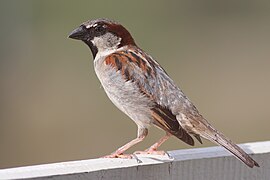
[91,36,101,45]
[91,33,122,58]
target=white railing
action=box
[0,141,269,180]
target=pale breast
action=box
[94,57,154,127]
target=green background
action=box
[0,0,269,168]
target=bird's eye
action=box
[95,24,106,32]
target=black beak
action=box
[68,26,87,40]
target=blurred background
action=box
[0,0,269,168]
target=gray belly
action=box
[94,62,154,128]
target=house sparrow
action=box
[68,18,259,168]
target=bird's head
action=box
[68,18,136,58]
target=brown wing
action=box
[151,104,195,146]
[104,47,195,146]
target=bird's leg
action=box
[134,133,171,155]
[103,127,148,158]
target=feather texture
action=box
[69,18,259,167]
[103,46,199,146]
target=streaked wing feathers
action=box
[104,47,195,146]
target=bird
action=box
[68,18,259,168]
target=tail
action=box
[200,126,259,168]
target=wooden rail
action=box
[0,141,269,180]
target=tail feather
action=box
[200,128,259,168]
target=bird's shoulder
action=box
[103,46,187,103]
[103,46,169,98]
